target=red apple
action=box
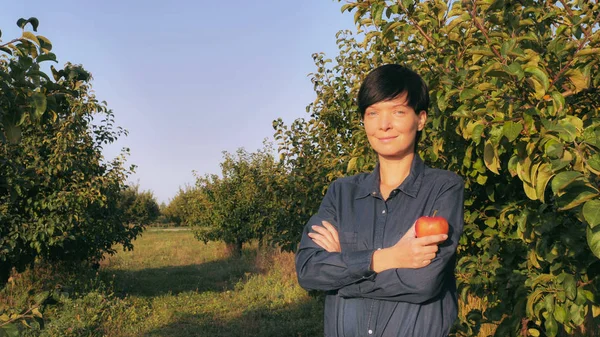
[415,215,449,237]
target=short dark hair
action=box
[357,64,430,150]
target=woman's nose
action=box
[379,113,392,130]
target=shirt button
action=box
[382,210,386,214]
[371,192,377,196]
[368,330,373,335]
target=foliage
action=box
[0,17,139,296]
[273,0,600,335]
[118,184,160,226]
[162,185,199,226]
[189,145,282,256]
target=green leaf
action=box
[583,127,600,148]
[341,3,354,13]
[347,157,357,173]
[545,140,564,159]
[551,171,583,194]
[476,174,488,185]
[544,294,555,314]
[484,140,500,174]
[508,155,518,177]
[459,88,481,101]
[4,123,22,144]
[588,154,600,173]
[575,48,600,56]
[527,288,544,316]
[36,53,57,63]
[0,46,13,55]
[32,92,47,119]
[588,223,600,259]
[22,31,40,46]
[36,35,52,50]
[523,179,537,200]
[0,323,19,337]
[517,156,532,183]
[524,66,550,91]
[16,18,27,28]
[28,17,40,31]
[553,305,568,324]
[34,290,50,305]
[32,307,43,318]
[550,91,565,113]
[535,163,554,203]
[371,3,385,25]
[544,315,558,337]
[472,124,484,145]
[526,77,545,100]
[383,22,404,37]
[583,200,600,229]
[565,69,588,93]
[556,185,598,210]
[563,274,577,300]
[446,16,464,33]
[506,62,524,78]
[502,121,522,142]
[570,304,585,326]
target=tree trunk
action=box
[225,240,243,258]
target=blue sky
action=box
[1,1,356,204]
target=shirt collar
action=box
[355,155,425,199]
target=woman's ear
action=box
[417,110,427,131]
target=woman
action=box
[295,64,464,337]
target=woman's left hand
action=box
[308,220,341,253]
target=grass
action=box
[2,229,503,336]
[96,230,323,336]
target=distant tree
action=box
[190,144,281,257]
[163,185,198,226]
[119,184,160,226]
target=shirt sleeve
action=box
[295,181,376,291]
[337,176,464,303]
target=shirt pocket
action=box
[339,231,358,252]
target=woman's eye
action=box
[367,111,377,116]
[395,110,405,115]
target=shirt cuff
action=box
[341,249,376,279]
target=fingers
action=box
[417,234,448,246]
[403,237,441,268]
[311,223,336,243]
[308,221,341,253]
[308,232,335,252]
[321,221,339,242]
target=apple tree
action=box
[118,184,160,226]
[162,185,199,226]
[274,0,600,335]
[189,145,282,256]
[0,18,139,288]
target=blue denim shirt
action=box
[296,155,464,337]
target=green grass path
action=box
[99,230,323,337]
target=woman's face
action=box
[363,92,427,161]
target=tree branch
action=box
[0,38,22,49]
[469,1,507,64]
[550,10,600,87]
[397,0,434,44]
